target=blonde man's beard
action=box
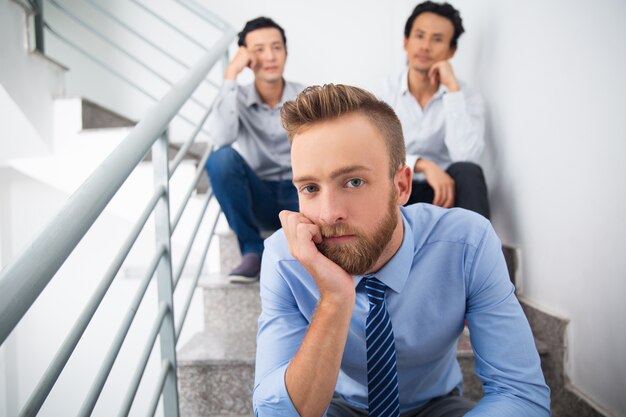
[316,190,398,276]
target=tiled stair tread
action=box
[197,272,260,289]
[456,327,549,357]
[178,330,256,366]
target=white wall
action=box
[0,0,65,150]
[455,2,626,415]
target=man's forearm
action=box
[285,295,354,417]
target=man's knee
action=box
[206,146,242,179]
[447,161,485,184]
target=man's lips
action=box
[322,235,355,244]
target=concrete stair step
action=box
[197,273,260,334]
[178,330,255,417]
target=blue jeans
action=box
[206,147,298,256]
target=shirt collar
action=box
[400,66,449,100]
[354,209,414,294]
[244,79,291,108]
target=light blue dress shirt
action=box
[254,204,551,416]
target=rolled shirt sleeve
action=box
[442,89,485,163]
[253,239,309,416]
[207,79,240,147]
[464,223,551,416]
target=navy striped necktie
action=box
[365,277,400,417]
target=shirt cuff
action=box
[406,155,420,173]
[442,90,467,116]
[253,363,300,416]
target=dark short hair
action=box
[404,1,465,49]
[282,84,406,178]
[237,17,287,48]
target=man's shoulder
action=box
[263,229,296,262]
[402,203,491,250]
[283,79,307,98]
[373,68,407,102]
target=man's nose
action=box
[319,191,347,225]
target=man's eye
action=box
[301,185,318,194]
[346,179,364,188]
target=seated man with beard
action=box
[253,84,550,417]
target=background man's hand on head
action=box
[224,46,256,80]
[415,159,455,208]
[428,60,460,92]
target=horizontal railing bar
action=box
[177,0,230,32]
[171,145,213,232]
[173,191,213,289]
[77,245,166,417]
[47,0,210,112]
[117,303,169,417]
[130,0,208,53]
[0,27,236,346]
[168,100,215,177]
[176,210,221,340]
[147,359,173,417]
[83,0,218,92]
[15,187,164,417]
[43,23,210,133]
[44,23,157,101]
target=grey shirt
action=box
[207,79,305,181]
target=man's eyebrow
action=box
[293,165,372,184]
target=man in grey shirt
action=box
[206,17,304,282]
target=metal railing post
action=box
[33,0,44,52]
[152,129,180,417]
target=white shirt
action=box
[376,67,485,179]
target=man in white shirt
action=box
[377,1,490,218]
[206,17,304,282]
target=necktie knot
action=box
[365,277,387,307]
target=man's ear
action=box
[447,46,457,60]
[395,165,413,205]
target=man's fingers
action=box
[443,184,455,208]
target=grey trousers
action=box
[326,392,475,417]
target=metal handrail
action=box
[173,191,213,289]
[171,144,214,232]
[43,23,209,133]
[83,0,220,92]
[76,245,166,417]
[117,302,169,417]
[15,187,164,417]
[0,29,235,345]
[178,0,231,32]
[130,0,209,53]
[176,210,222,339]
[0,18,236,414]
